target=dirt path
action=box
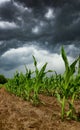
[0,87,80,130]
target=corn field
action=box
[5,46,80,121]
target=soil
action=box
[0,87,80,130]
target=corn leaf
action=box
[33,55,37,67]
[70,57,79,76]
[61,46,69,72]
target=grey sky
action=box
[0,0,80,77]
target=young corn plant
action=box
[78,54,80,74]
[24,66,33,101]
[43,72,62,96]
[32,56,52,105]
[56,46,79,121]
[9,71,27,96]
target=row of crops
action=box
[4,46,80,121]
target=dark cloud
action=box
[15,0,68,7]
[0,39,21,55]
[0,0,80,77]
[52,1,80,43]
[0,0,80,45]
[15,0,80,7]
[0,1,20,21]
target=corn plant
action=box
[23,66,33,101]
[42,76,55,96]
[6,71,25,96]
[78,54,80,74]
[32,56,52,105]
[43,72,62,96]
[56,46,79,120]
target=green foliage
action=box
[0,84,3,88]
[42,72,63,96]
[5,48,80,121]
[0,74,7,84]
[78,54,80,74]
[24,66,33,100]
[32,56,52,105]
[56,46,79,121]
[6,68,33,100]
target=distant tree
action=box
[0,75,7,84]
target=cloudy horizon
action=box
[0,0,80,77]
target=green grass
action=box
[0,84,3,89]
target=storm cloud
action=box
[0,0,80,43]
[0,0,80,77]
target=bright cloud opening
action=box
[1,45,74,76]
[0,21,19,29]
[32,26,40,34]
[45,8,55,19]
[0,0,10,4]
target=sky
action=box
[0,0,80,77]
